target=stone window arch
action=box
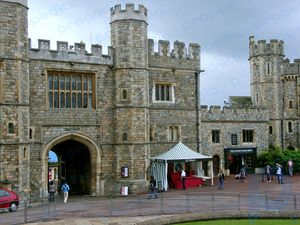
[121,89,128,100]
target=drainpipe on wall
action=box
[195,70,205,153]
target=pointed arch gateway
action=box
[41,133,101,197]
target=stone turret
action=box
[248,36,298,149]
[249,36,284,59]
[110,3,150,193]
[110,3,148,68]
[110,3,147,22]
[248,36,284,110]
[0,0,30,196]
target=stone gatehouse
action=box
[0,0,298,197]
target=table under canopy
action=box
[150,142,213,191]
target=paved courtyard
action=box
[1,174,300,225]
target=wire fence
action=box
[1,191,300,225]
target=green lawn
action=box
[175,219,299,225]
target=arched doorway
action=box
[51,140,91,195]
[42,133,101,197]
[213,155,220,176]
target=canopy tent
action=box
[150,142,213,191]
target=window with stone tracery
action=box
[48,71,95,109]
[153,83,174,103]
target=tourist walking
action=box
[265,165,271,183]
[217,169,225,190]
[181,169,186,190]
[61,182,70,203]
[148,176,158,199]
[288,159,293,176]
[48,181,56,202]
[276,163,283,184]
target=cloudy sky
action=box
[28,0,300,106]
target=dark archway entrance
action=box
[50,140,91,195]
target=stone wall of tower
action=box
[110,4,150,193]
[281,75,300,148]
[249,36,285,147]
[249,37,284,115]
[249,36,300,149]
[0,0,30,196]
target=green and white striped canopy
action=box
[152,142,212,162]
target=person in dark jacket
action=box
[217,169,225,190]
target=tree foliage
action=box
[257,147,300,174]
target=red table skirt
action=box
[171,175,204,189]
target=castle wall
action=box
[2,1,300,197]
[200,105,269,165]
[148,67,198,155]
[28,55,118,195]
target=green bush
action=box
[257,147,300,174]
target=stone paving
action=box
[2,174,300,225]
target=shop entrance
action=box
[224,147,257,174]
[49,140,91,195]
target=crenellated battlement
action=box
[249,36,284,59]
[28,39,113,65]
[281,58,300,75]
[148,39,200,70]
[148,39,200,59]
[110,3,147,23]
[200,105,269,122]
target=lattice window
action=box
[212,130,220,143]
[48,71,95,109]
[154,83,174,102]
[242,130,254,143]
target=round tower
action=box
[249,36,285,147]
[110,3,148,68]
[110,4,150,193]
[249,36,284,111]
[0,0,30,195]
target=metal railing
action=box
[1,191,300,225]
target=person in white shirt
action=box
[288,159,293,176]
[181,169,186,190]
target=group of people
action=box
[48,181,70,203]
[264,159,293,184]
[49,159,294,202]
